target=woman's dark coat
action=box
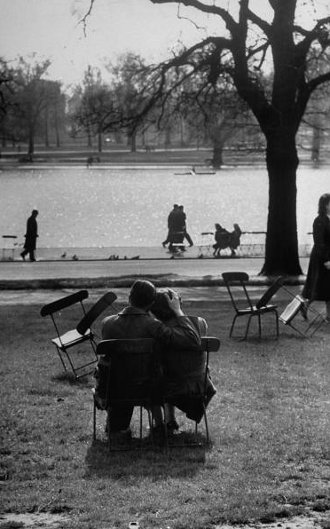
[302,215,330,301]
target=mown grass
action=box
[1,298,330,529]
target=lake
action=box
[0,165,328,251]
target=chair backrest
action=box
[96,338,156,403]
[40,290,89,317]
[222,272,252,311]
[201,336,220,353]
[76,291,117,335]
[255,276,284,308]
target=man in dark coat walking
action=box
[21,209,39,262]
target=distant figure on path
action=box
[213,223,242,257]
[162,204,181,248]
[230,223,242,255]
[302,193,330,321]
[21,209,39,262]
[178,205,193,247]
[213,223,230,257]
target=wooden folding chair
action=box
[40,290,117,379]
[93,338,165,451]
[222,273,283,339]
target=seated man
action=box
[151,289,216,427]
[94,280,201,435]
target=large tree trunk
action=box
[97,130,103,153]
[211,139,224,169]
[28,125,34,156]
[54,106,60,148]
[129,129,137,152]
[260,133,302,276]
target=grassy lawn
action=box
[1,297,330,529]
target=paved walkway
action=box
[0,256,308,289]
[0,256,307,306]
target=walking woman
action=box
[302,193,330,321]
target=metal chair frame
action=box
[222,273,283,340]
[41,290,117,378]
[279,291,327,337]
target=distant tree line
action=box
[1,53,328,168]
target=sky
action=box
[0,0,213,87]
[1,0,329,88]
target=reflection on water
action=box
[0,166,328,248]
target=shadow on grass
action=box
[51,371,94,389]
[84,431,208,480]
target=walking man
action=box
[178,205,193,247]
[21,209,39,262]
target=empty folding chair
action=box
[41,290,117,378]
[279,294,326,337]
[222,273,283,340]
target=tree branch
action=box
[149,0,238,33]
[80,0,96,37]
[308,70,330,93]
[246,8,272,37]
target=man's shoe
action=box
[108,428,132,442]
[20,252,25,261]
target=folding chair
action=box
[93,338,165,451]
[222,273,283,340]
[166,336,220,447]
[40,290,117,379]
[279,294,327,337]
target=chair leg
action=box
[244,315,253,340]
[257,314,262,338]
[107,412,111,451]
[90,337,98,360]
[93,401,96,441]
[55,346,67,372]
[275,311,279,338]
[203,403,210,445]
[229,315,238,338]
[139,406,143,449]
[63,348,78,378]
[161,405,169,454]
[147,408,154,448]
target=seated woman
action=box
[151,289,216,427]
[213,223,230,257]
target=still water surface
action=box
[0,166,328,248]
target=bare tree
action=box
[144,0,330,275]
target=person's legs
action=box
[162,231,170,247]
[164,403,179,430]
[184,231,193,246]
[28,249,36,261]
[108,404,134,432]
[20,248,28,260]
